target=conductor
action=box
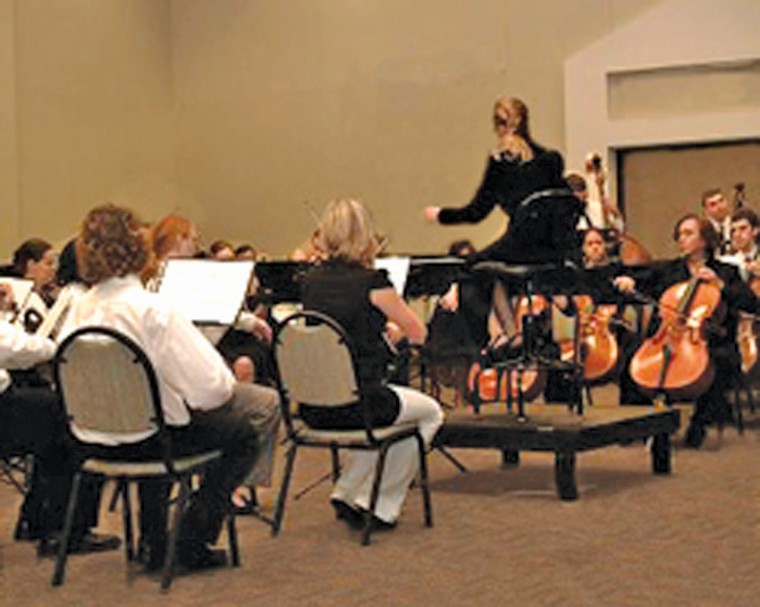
[423,96,582,347]
[423,96,581,265]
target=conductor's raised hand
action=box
[423,207,441,223]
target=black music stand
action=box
[252,261,311,306]
[471,261,585,420]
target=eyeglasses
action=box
[493,116,509,128]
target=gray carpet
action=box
[2,405,759,607]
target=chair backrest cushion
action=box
[56,328,161,438]
[275,313,359,408]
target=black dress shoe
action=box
[685,421,707,449]
[138,537,167,572]
[350,507,397,532]
[367,514,397,532]
[370,516,396,531]
[14,518,41,542]
[177,544,228,571]
[330,498,363,527]
[38,531,121,557]
[77,531,121,553]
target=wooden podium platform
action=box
[434,404,681,500]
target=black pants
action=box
[78,400,259,552]
[692,346,739,427]
[217,328,277,387]
[0,386,102,539]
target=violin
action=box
[558,294,619,383]
[629,277,722,400]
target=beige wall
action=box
[1,0,662,259]
[621,142,760,258]
[172,0,662,257]
[1,0,176,258]
[0,0,19,256]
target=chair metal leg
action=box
[226,511,240,567]
[330,445,340,481]
[51,471,82,586]
[108,481,123,512]
[271,443,298,536]
[293,470,333,501]
[363,445,390,546]
[434,444,468,473]
[162,477,190,591]
[120,480,134,561]
[416,434,433,528]
[1,456,30,495]
[734,384,745,434]
[747,383,756,413]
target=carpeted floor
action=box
[2,402,759,607]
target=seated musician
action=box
[145,212,281,516]
[12,237,59,308]
[720,208,760,281]
[209,239,236,260]
[301,198,444,531]
[59,204,279,570]
[0,283,118,554]
[562,228,649,404]
[234,243,257,260]
[622,213,758,448]
[720,208,760,378]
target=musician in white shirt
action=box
[702,188,733,255]
[0,283,116,553]
[59,204,280,571]
[720,208,760,281]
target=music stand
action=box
[471,261,584,419]
[253,261,311,305]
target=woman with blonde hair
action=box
[423,95,579,265]
[422,96,582,349]
[301,198,444,530]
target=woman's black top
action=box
[299,259,401,429]
[438,143,582,264]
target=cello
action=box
[586,154,652,266]
[629,277,722,400]
[558,294,619,383]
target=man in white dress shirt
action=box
[58,204,280,571]
[702,188,733,255]
[721,208,760,281]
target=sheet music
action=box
[374,256,410,296]
[157,259,255,324]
